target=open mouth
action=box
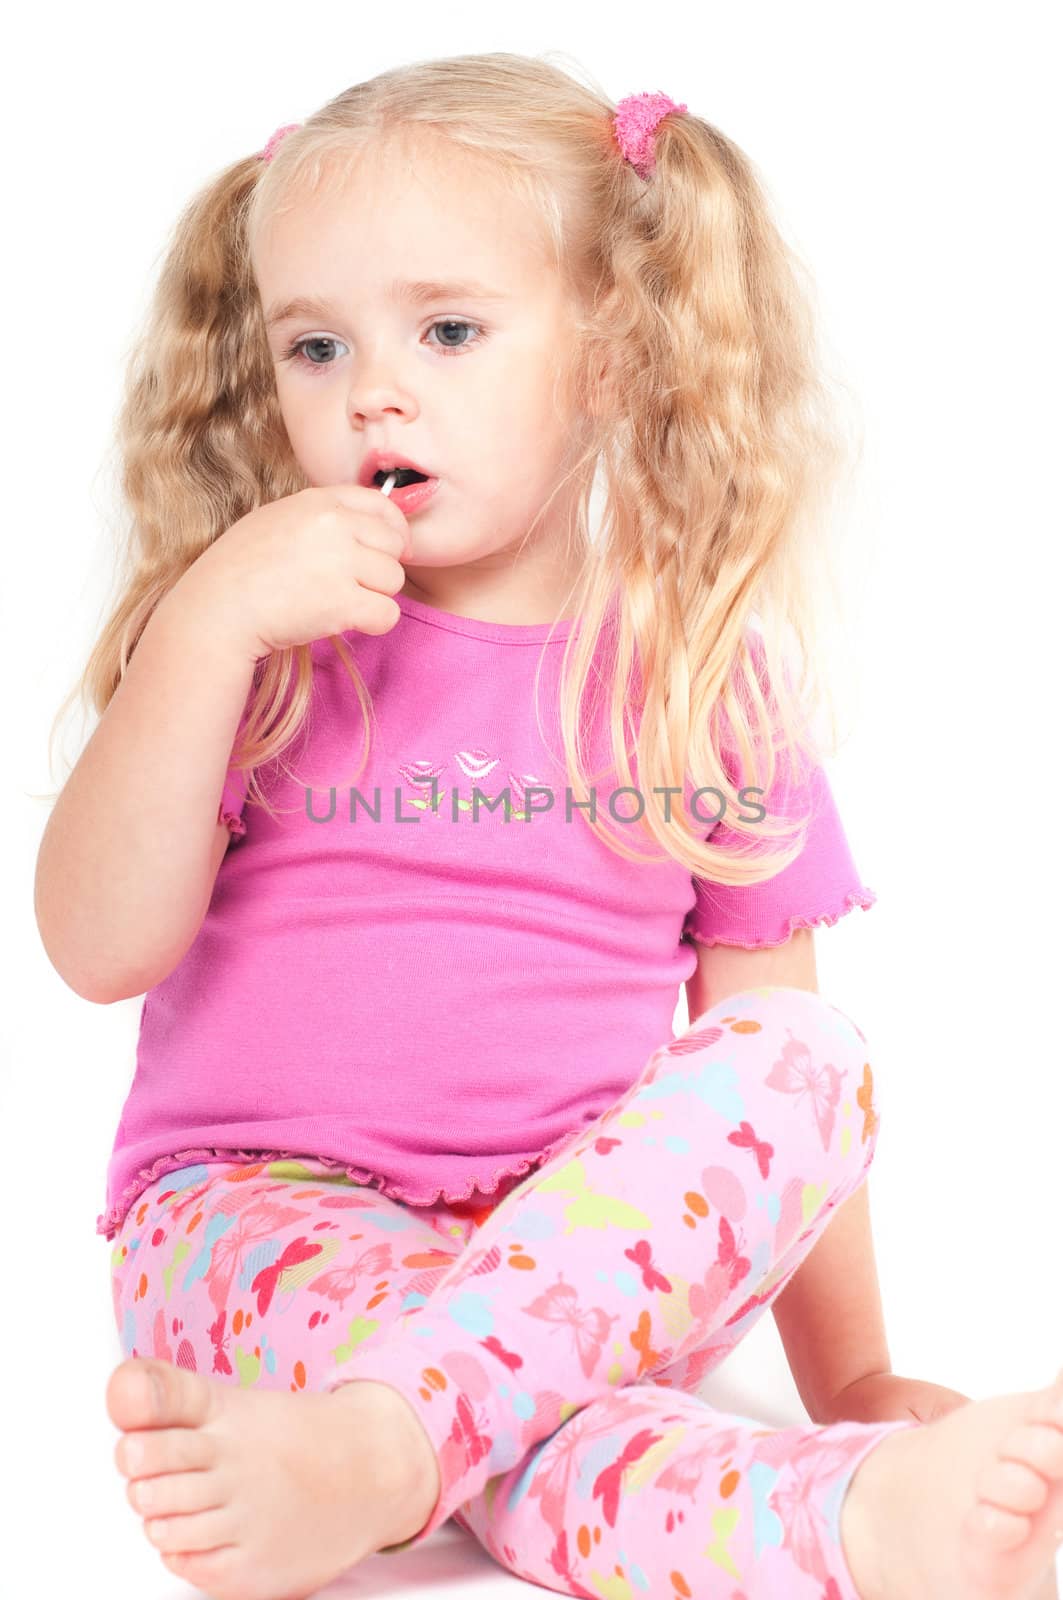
[373,467,431,488]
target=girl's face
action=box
[253,134,591,617]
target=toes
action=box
[963,1500,1031,1552]
[976,1457,1050,1517]
[107,1357,167,1431]
[115,1425,217,1481]
[143,1506,235,1556]
[999,1423,1063,1482]
[1031,1381,1063,1432]
[960,1389,1063,1563]
[107,1357,215,1434]
[127,1469,225,1519]
[160,1546,241,1593]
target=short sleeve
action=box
[681,757,877,949]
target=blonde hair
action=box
[47,49,867,889]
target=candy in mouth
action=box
[374,467,429,487]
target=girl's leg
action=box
[456,1379,913,1599]
[109,1155,485,1394]
[109,1149,901,1596]
[107,989,917,1596]
[326,984,918,1557]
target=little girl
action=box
[37,51,1063,1600]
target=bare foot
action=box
[841,1368,1063,1599]
[107,1355,442,1600]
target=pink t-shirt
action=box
[96,594,876,1239]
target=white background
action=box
[4,1,1061,1595]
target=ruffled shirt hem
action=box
[96,1124,586,1242]
[684,887,877,950]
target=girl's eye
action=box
[279,319,486,372]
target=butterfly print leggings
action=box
[109,984,919,1598]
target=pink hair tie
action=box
[612,91,688,180]
[258,122,302,164]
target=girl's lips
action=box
[360,451,435,486]
[385,475,440,515]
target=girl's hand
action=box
[182,485,414,663]
[821,1371,974,1426]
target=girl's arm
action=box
[770,1178,892,1423]
[34,574,257,1004]
[685,930,893,1423]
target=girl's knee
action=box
[702,983,882,1181]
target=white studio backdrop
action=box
[3,3,1061,1596]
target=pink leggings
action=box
[109,984,918,1597]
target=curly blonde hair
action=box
[46,49,867,888]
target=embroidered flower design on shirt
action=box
[396,748,549,821]
[397,757,450,814]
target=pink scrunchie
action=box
[612,90,688,180]
[258,122,302,164]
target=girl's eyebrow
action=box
[265,278,511,328]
